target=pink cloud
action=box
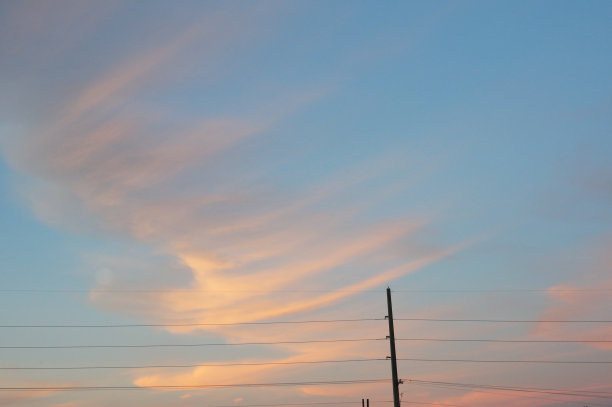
[0,3,472,400]
[534,238,612,350]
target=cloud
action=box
[433,380,612,407]
[299,381,387,398]
[0,392,52,407]
[131,339,389,391]
[440,389,553,407]
[0,2,470,400]
[534,237,612,350]
[0,379,69,406]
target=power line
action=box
[0,358,387,370]
[0,318,383,328]
[0,337,386,349]
[0,289,381,293]
[2,318,610,328]
[398,358,612,364]
[400,403,468,407]
[407,380,612,407]
[209,402,467,407]
[0,289,388,295]
[0,378,389,391]
[209,402,393,407]
[409,381,612,399]
[395,318,612,323]
[393,289,612,293]
[411,380,612,395]
[397,338,612,343]
[4,356,608,370]
[2,288,611,293]
[407,379,612,399]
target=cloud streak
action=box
[533,237,612,350]
[0,2,468,401]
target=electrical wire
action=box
[60,401,461,407]
[0,378,389,391]
[397,338,612,343]
[6,356,607,369]
[406,380,612,407]
[2,288,611,293]
[393,289,612,293]
[398,358,612,364]
[399,403,468,407]
[208,402,394,407]
[0,318,384,328]
[0,337,386,349]
[2,318,610,328]
[0,358,387,370]
[2,355,609,371]
[407,379,612,399]
[395,318,612,323]
[0,289,380,293]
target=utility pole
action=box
[386,287,401,407]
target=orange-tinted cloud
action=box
[0,3,472,401]
[441,389,554,407]
[534,238,612,350]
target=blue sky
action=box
[1,1,611,406]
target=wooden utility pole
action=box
[386,287,401,407]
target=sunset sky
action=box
[1,1,612,407]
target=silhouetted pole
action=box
[361,399,369,407]
[386,287,401,407]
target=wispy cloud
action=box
[0,391,52,407]
[534,237,612,350]
[0,2,469,400]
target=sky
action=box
[0,1,611,406]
